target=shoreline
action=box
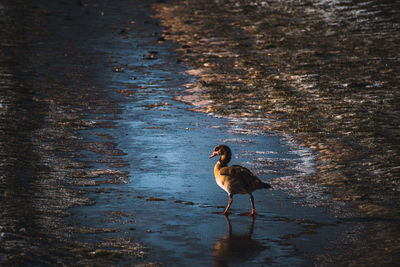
[153,0,400,215]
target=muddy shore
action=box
[153,0,400,264]
[0,0,399,265]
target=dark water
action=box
[0,0,399,265]
[0,0,139,265]
[154,0,400,264]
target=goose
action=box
[209,145,271,215]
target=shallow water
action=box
[0,0,398,265]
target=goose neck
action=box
[219,152,231,166]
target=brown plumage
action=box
[209,145,271,215]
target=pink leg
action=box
[249,194,256,216]
[222,194,233,215]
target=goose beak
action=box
[209,151,217,159]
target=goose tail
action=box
[262,181,272,189]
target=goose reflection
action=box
[213,215,266,266]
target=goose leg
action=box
[222,194,233,215]
[249,193,256,216]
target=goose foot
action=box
[248,209,256,216]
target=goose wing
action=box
[220,165,265,194]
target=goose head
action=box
[209,145,232,163]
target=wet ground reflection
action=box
[109,34,345,264]
[213,215,266,266]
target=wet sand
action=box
[0,0,398,266]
